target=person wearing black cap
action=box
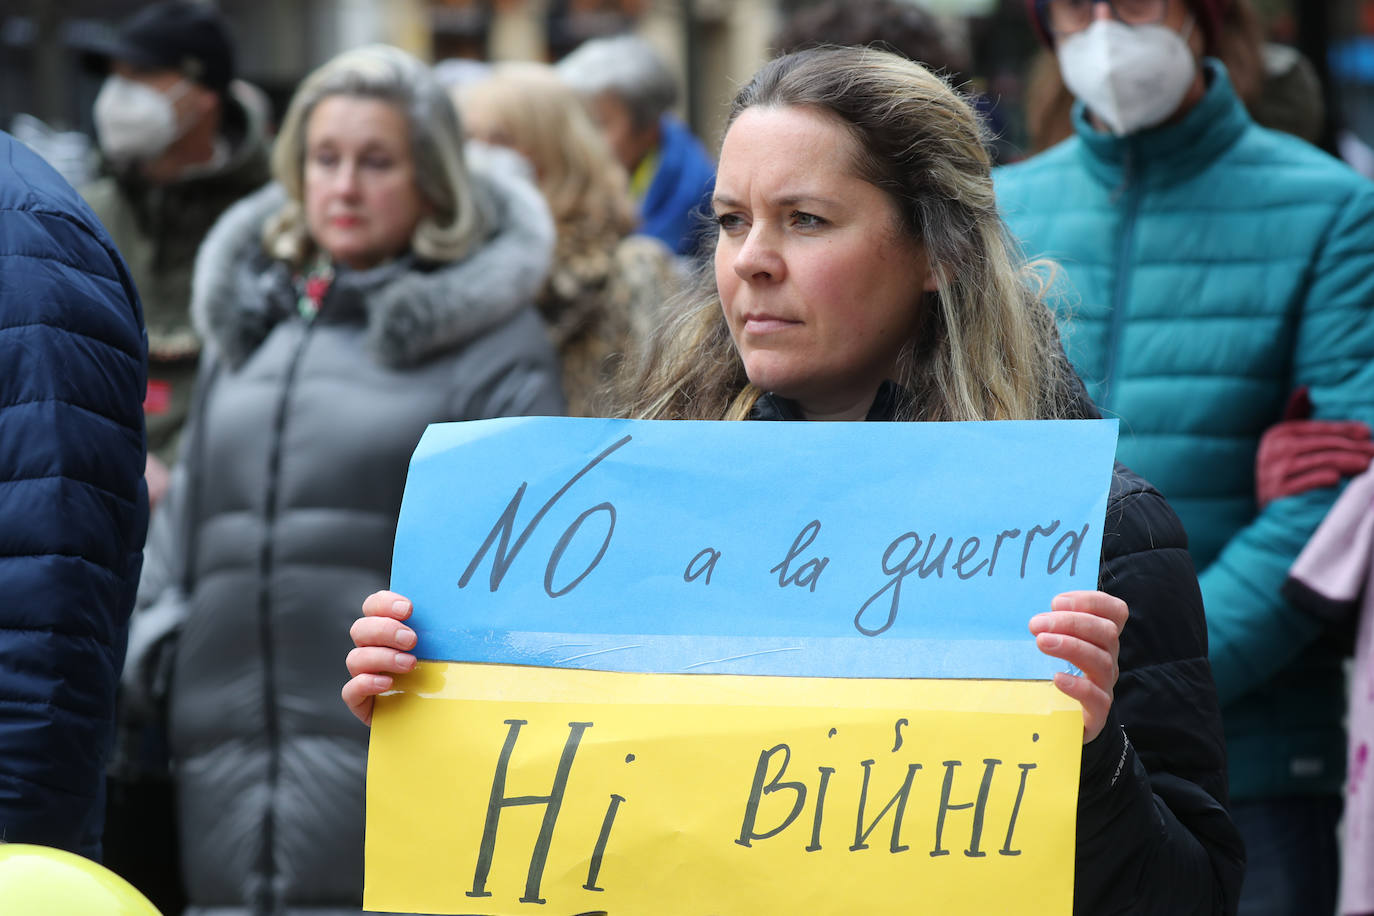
[80,0,270,498]
[996,2,1374,913]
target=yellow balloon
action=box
[0,844,161,915]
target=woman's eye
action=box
[310,150,339,167]
[715,213,746,232]
[362,155,394,170]
[791,211,826,228]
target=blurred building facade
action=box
[5,0,1374,173]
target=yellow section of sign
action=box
[365,662,1082,915]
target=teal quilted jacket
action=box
[995,62,1374,801]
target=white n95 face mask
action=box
[1056,16,1198,136]
[93,75,190,164]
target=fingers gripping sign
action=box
[1029,590,1129,744]
[343,590,419,726]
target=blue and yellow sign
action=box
[365,418,1119,915]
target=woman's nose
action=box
[733,225,784,282]
[333,161,362,196]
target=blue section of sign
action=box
[391,417,1118,679]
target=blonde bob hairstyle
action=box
[264,44,487,266]
[456,62,634,245]
[614,46,1072,423]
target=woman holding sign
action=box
[347,47,1243,913]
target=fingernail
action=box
[1051,595,1072,611]
[395,652,416,671]
[371,675,392,690]
[397,628,416,649]
[1030,613,1050,628]
[392,599,411,615]
[1040,634,1063,649]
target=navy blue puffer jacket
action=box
[0,130,149,858]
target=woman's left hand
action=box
[1029,590,1129,745]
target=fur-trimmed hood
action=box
[190,145,555,368]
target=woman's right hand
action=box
[342,590,418,726]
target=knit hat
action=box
[1026,0,1228,54]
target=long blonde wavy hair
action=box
[456,62,635,247]
[613,46,1072,423]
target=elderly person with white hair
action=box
[557,33,716,258]
[127,43,563,915]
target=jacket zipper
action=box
[253,321,315,916]
[1102,144,1141,413]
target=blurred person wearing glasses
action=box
[996,1,1374,912]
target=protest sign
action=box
[365,417,1118,915]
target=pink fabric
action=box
[1289,467,1374,915]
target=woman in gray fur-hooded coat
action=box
[131,46,564,916]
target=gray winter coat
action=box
[134,156,564,915]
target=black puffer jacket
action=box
[1080,463,1243,915]
[752,389,1245,915]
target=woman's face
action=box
[303,95,428,271]
[713,105,935,420]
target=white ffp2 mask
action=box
[1057,16,1199,136]
[93,75,191,164]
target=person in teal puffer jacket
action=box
[996,1,1374,912]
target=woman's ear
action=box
[921,253,942,293]
[914,244,941,293]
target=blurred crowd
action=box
[2,1,1374,915]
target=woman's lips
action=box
[331,215,363,228]
[742,316,800,334]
